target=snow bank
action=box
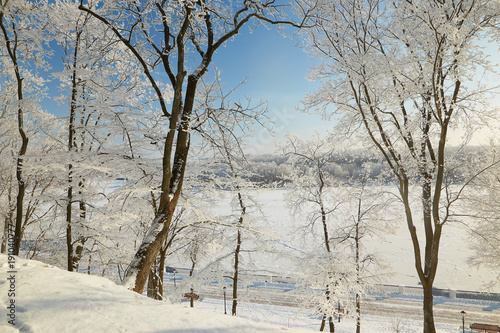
[0,254,313,333]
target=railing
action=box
[377,284,500,302]
[163,268,500,303]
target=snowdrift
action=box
[0,254,312,333]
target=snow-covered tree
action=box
[333,181,396,333]
[282,133,348,332]
[282,134,394,332]
[42,0,154,272]
[300,251,360,332]
[299,0,500,331]
[467,147,500,288]
[78,0,312,294]
[282,133,339,252]
[190,75,271,314]
[0,0,55,254]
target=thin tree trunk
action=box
[1,191,14,253]
[328,316,334,332]
[319,315,335,332]
[356,293,361,333]
[73,182,86,271]
[1,215,9,253]
[319,186,333,331]
[14,103,28,256]
[355,200,361,333]
[216,137,248,317]
[1,13,29,255]
[66,28,82,271]
[231,188,246,317]
[321,203,331,253]
[232,228,242,316]
[189,257,196,307]
[421,177,438,333]
[157,241,168,299]
[66,182,74,270]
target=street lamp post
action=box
[461,310,466,333]
[223,287,227,315]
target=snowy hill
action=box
[2,254,499,332]
[0,254,313,333]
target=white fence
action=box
[164,267,500,302]
[374,284,500,302]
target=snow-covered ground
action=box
[0,254,310,333]
[1,254,498,332]
[2,187,498,332]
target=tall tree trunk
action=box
[420,176,438,333]
[356,293,361,333]
[66,181,74,271]
[125,81,192,294]
[222,142,247,317]
[231,187,246,317]
[319,187,334,331]
[66,29,81,271]
[355,197,361,333]
[1,13,29,255]
[232,228,242,316]
[14,101,28,256]
[320,203,331,253]
[79,0,278,295]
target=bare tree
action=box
[47,0,156,273]
[282,133,342,332]
[0,0,30,255]
[334,180,395,333]
[194,72,269,315]
[0,84,17,253]
[0,12,60,258]
[79,0,311,294]
[0,0,52,255]
[466,147,500,288]
[300,0,500,332]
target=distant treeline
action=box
[189,146,487,187]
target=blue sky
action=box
[209,25,331,154]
